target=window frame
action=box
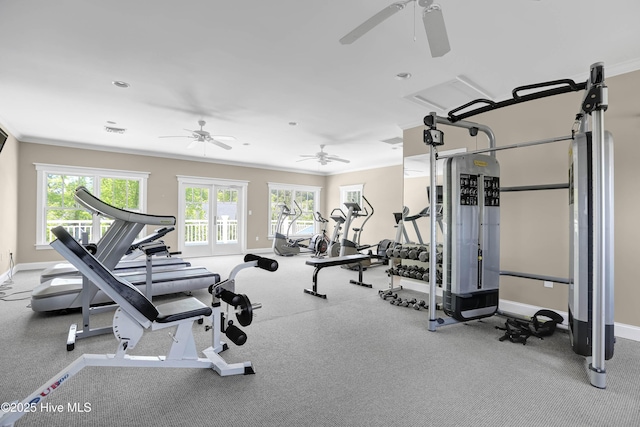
[35,163,149,249]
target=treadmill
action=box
[32,186,219,312]
[39,187,190,283]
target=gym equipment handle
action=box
[511,79,583,100]
[244,254,279,272]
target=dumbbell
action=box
[409,267,425,279]
[413,300,428,310]
[400,298,417,307]
[379,290,397,300]
[387,244,402,258]
[413,268,426,280]
[399,246,411,259]
[408,247,422,260]
[418,250,429,263]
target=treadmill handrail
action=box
[75,186,175,226]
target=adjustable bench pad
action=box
[155,298,212,323]
[305,254,369,268]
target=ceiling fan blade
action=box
[211,135,236,141]
[159,135,191,138]
[296,158,315,163]
[299,154,317,158]
[331,157,351,164]
[208,139,232,150]
[339,1,408,45]
[422,3,450,57]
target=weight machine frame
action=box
[422,62,612,388]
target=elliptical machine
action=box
[272,203,329,257]
[326,207,346,257]
[272,203,301,256]
[338,196,394,267]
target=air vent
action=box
[104,126,126,134]
[404,75,492,112]
[381,137,403,145]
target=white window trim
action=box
[267,182,322,238]
[35,163,149,250]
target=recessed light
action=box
[243,143,250,146]
[288,122,298,126]
[395,72,412,80]
[112,81,130,88]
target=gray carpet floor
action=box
[1,254,639,426]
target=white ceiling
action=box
[1,0,640,175]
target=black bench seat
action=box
[155,298,213,323]
[304,254,372,299]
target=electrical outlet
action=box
[256,236,259,241]
[544,281,554,288]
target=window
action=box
[268,183,321,238]
[340,184,364,208]
[35,164,148,248]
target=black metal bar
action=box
[447,79,587,123]
[500,183,569,192]
[500,270,571,285]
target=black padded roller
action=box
[218,289,241,306]
[244,254,279,272]
[225,323,247,346]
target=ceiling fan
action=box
[298,145,351,166]
[339,0,450,58]
[159,120,235,150]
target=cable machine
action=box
[422,62,614,388]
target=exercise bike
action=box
[308,211,330,258]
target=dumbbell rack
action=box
[380,243,444,309]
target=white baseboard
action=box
[397,278,640,342]
[245,247,276,255]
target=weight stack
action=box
[568,131,615,360]
[442,154,500,321]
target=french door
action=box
[177,176,248,257]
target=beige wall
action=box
[0,128,18,273]
[403,69,640,327]
[17,143,327,263]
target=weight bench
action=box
[304,254,371,298]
